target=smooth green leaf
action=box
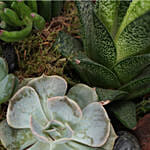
[114,54,150,84]
[27,142,51,150]
[30,112,50,143]
[47,96,82,125]
[70,55,121,88]
[27,75,67,120]
[101,125,117,150]
[117,11,150,61]
[7,86,48,129]
[0,57,8,81]
[96,88,128,102]
[110,101,137,129]
[52,141,100,150]
[0,74,15,104]
[67,83,98,109]
[73,102,110,147]
[117,0,150,39]
[0,120,36,150]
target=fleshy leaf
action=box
[71,55,121,88]
[73,102,110,147]
[120,77,150,100]
[101,125,117,150]
[110,101,137,129]
[117,1,131,30]
[7,86,47,128]
[0,120,36,150]
[75,0,94,56]
[116,11,150,61]
[0,57,8,81]
[28,75,67,99]
[117,0,150,39]
[27,75,67,120]
[96,88,128,102]
[0,74,15,104]
[67,83,98,109]
[30,113,50,143]
[54,31,82,58]
[47,96,82,125]
[52,141,101,150]
[95,0,119,36]
[27,142,51,150]
[114,54,150,84]
[89,12,116,68]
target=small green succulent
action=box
[54,0,150,129]
[0,75,117,150]
[0,57,17,104]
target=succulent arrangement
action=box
[54,0,150,129]
[0,75,117,150]
[0,56,18,105]
[0,0,149,149]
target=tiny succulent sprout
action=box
[0,75,117,150]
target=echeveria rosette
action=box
[0,57,18,104]
[0,75,117,150]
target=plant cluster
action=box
[0,0,149,149]
[55,0,150,129]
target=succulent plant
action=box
[0,75,117,150]
[0,1,45,42]
[0,56,18,104]
[54,0,150,129]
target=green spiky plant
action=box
[54,0,150,129]
[0,56,18,104]
[0,75,117,150]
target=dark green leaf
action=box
[114,54,150,84]
[96,88,128,102]
[70,54,121,89]
[116,11,150,61]
[110,101,137,129]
